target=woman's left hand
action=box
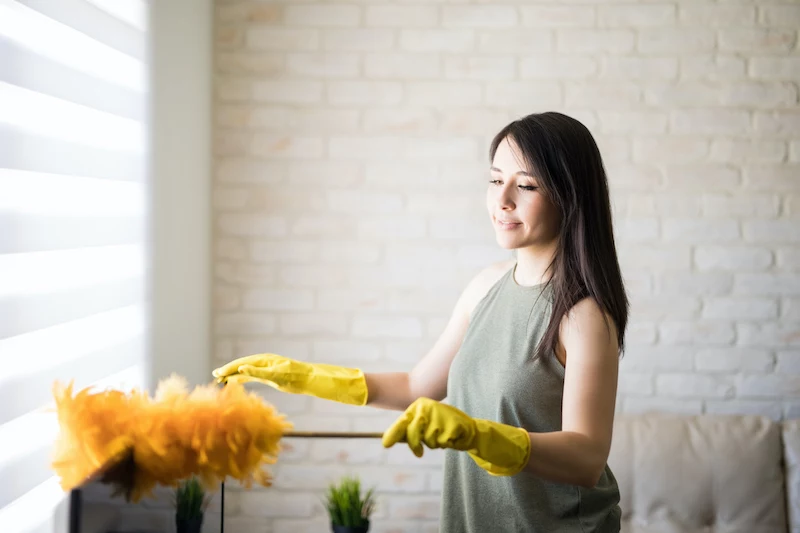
[382,397,531,476]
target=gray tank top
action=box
[441,264,621,532]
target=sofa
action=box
[607,413,799,533]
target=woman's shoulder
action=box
[557,296,620,357]
[478,258,516,288]
[460,259,515,318]
[562,297,616,333]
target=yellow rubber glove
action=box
[211,353,368,406]
[382,397,531,476]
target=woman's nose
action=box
[497,184,515,210]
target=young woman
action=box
[214,112,627,532]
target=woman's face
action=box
[487,136,561,251]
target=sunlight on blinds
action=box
[0,169,145,216]
[0,0,145,91]
[0,0,150,531]
[0,82,145,152]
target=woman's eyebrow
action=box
[489,166,534,178]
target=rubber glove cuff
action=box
[467,419,531,477]
[305,364,368,406]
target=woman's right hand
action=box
[212,353,369,406]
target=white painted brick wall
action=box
[204,1,800,531]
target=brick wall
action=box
[210,1,800,531]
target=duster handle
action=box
[283,431,384,439]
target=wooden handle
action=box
[283,431,384,439]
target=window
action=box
[0,1,149,531]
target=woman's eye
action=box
[489,179,502,185]
[519,185,538,191]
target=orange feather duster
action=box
[51,374,292,502]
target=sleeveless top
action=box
[441,264,621,532]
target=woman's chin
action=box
[494,235,522,250]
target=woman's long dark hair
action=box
[490,112,628,358]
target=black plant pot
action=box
[175,516,203,533]
[332,521,370,533]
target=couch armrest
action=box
[785,419,800,533]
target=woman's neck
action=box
[514,243,557,287]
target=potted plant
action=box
[173,476,210,533]
[323,475,376,533]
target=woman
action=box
[214,112,627,532]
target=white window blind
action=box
[0,1,149,532]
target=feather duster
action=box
[51,374,292,502]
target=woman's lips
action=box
[495,217,521,230]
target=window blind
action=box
[0,1,149,532]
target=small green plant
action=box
[173,477,210,521]
[323,475,376,527]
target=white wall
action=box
[149,0,213,389]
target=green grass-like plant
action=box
[173,477,210,521]
[323,475,375,527]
